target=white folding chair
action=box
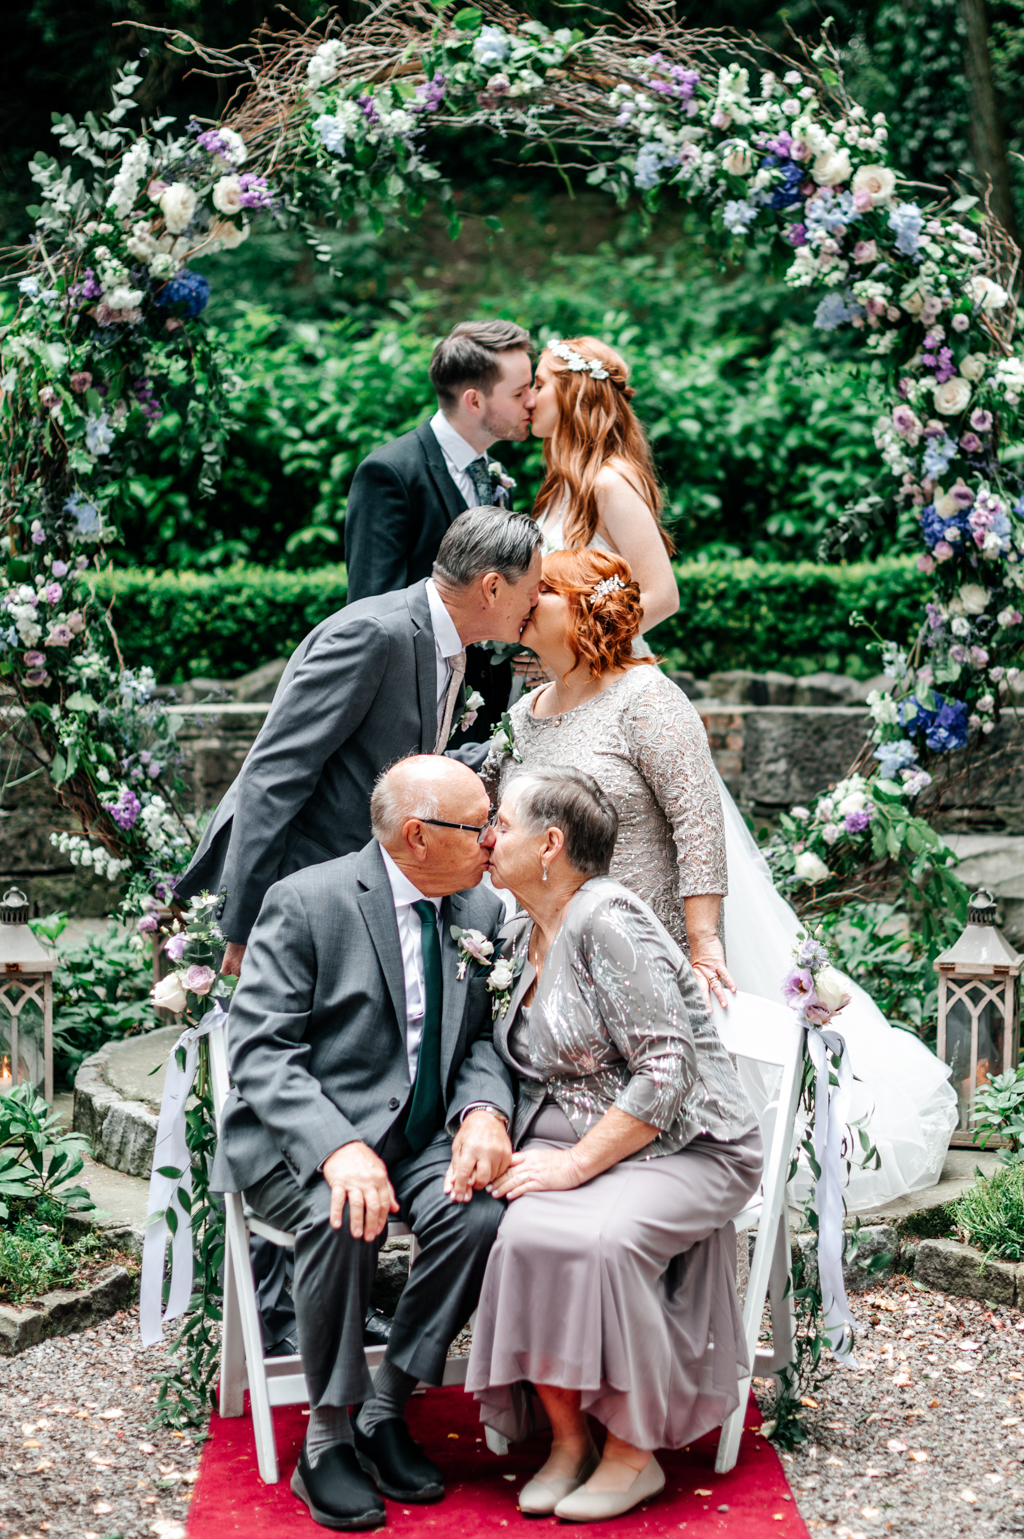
[209,1015,479,1484]
[710,994,805,1474]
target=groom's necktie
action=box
[434,649,466,752]
[466,456,494,506]
[405,899,444,1153]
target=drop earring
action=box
[541,862,548,882]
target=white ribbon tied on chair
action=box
[805,1024,859,1366]
[139,1004,226,1347]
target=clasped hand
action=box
[489,1146,583,1201]
[443,1110,513,1202]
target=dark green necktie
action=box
[404,899,444,1153]
[467,456,494,506]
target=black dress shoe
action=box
[363,1307,394,1347]
[354,1417,444,1503]
[291,1442,386,1530]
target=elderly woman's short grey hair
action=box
[434,508,541,588]
[505,765,618,878]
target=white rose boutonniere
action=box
[451,925,495,980]
[486,954,524,1017]
[455,689,485,735]
[451,926,524,1014]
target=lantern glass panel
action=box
[946,985,1005,1132]
[0,1005,45,1095]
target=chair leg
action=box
[715,1375,751,1475]
[767,1213,796,1378]
[485,1427,509,1456]
[219,1222,246,1418]
[224,1195,281,1484]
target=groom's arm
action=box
[218,617,390,944]
[345,457,413,602]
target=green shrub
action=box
[953,1161,1024,1262]
[0,1209,109,1304]
[33,916,158,1090]
[91,556,930,684]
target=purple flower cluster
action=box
[196,128,240,162]
[921,334,955,384]
[413,72,447,112]
[844,808,872,833]
[358,93,380,127]
[642,55,699,111]
[759,128,801,159]
[237,173,274,210]
[69,268,103,306]
[133,378,161,422]
[900,691,969,753]
[103,787,141,831]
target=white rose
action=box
[151,973,188,1013]
[959,353,987,383]
[851,164,895,203]
[209,217,250,250]
[794,851,830,883]
[965,275,1010,312]
[723,144,753,176]
[148,252,179,280]
[812,147,852,186]
[104,285,144,311]
[488,960,514,992]
[959,582,990,615]
[836,791,867,816]
[933,377,972,416]
[159,182,197,235]
[814,965,849,1013]
[901,290,925,316]
[212,175,243,216]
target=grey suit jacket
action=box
[211,841,514,1193]
[177,580,462,944]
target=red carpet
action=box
[186,1388,807,1538]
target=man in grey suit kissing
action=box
[212,754,514,1531]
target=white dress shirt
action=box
[425,577,464,724]
[380,845,440,1082]
[430,410,484,507]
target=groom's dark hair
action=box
[429,320,532,408]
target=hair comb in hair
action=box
[590,574,626,604]
[548,339,610,381]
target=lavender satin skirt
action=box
[466,1108,763,1451]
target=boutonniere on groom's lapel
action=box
[451,926,524,1016]
[452,689,485,738]
[487,459,516,507]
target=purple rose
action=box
[960,433,983,453]
[24,667,49,686]
[164,932,187,962]
[971,409,993,433]
[31,530,45,545]
[23,650,45,666]
[43,582,62,604]
[137,915,159,934]
[782,967,817,1009]
[51,560,68,578]
[183,963,216,997]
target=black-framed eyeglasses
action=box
[417,811,497,845]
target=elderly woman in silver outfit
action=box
[465,766,762,1523]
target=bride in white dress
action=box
[508,335,957,1211]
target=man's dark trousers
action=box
[243,1127,504,1408]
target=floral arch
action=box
[2,0,1022,915]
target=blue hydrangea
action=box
[804,189,860,234]
[813,291,864,332]
[921,433,957,479]
[63,493,100,535]
[634,143,680,191]
[84,412,114,456]
[155,269,210,318]
[920,502,970,549]
[722,198,758,233]
[888,201,924,259]
[873,738,919,778]
[758,155,804,211]
[900,692,969,753]
[473,25,510,64]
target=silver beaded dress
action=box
[481,664,727,956]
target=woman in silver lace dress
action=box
[466,766,761,1522]
[482,544,734,1001]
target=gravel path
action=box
[0,1310,201,1539]
[6,1274,1024,1539]
[761,1272,1024,1537]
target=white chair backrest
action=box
[710,991,805,1210]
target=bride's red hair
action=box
[542,548,656,682]
[532,337,674,554]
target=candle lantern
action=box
[0,886,55,1102]
[935,888,1022,1145]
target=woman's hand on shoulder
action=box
[594,464,679,627]
[489,1145,584,1200]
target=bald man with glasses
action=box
[211,757,514,1531]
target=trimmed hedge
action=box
[90,557,931,684]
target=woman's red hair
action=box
[542,548,656,682]
[533,336,674,555]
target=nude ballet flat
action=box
[553,1456,666,1522]
[519,1448,600,1517]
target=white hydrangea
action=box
[306,39,347,91]
[866,689,898,726]
[50,831,131,882]
[107,140,150,219]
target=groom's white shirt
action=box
[379,844,440,1081]
[430,410,483,507]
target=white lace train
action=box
[717,773,958,1212]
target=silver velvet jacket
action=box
[494,877,757,1155]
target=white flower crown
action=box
[590,574,626,604]
[547,339,610,381]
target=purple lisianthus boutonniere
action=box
[451,925,495,980]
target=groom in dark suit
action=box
[344,320,536,740]
[213,756,514,1529]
